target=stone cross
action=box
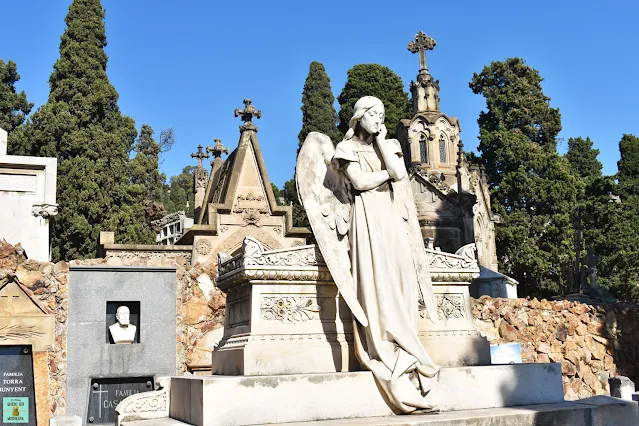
[234,99,262,131]
[191,144,210,168]
[408,31,436,73]
[207,138,229,160]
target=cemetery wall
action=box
[472,296,638,400]
[0,240,225,419]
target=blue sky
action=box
[2,1,638,187]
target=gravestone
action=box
[86,377,153,424]
[67,265,177,423]
[0,345,36,425]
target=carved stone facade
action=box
[397,32,514,297]
[178,99,309,266]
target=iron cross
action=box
[408,31,436,73]
[234,99,262,126]
[207,138,229,160]
[191,144,210,168]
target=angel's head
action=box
[345,96,385,140]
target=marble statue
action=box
[109,305,137,344]
[297,96,440,413]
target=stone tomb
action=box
[212,237,488,374]
[67,265,177,423]
[0,345,36,426]
[0,127,58,261]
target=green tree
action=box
[298,61,341,147]
[617,134,639,198]
[130,124,167,229]
[470,58,581,297]
[271,183,282,206]
[279,178,309,229]
[163,166,195,218]
[337,64,411,138]
[0,59,32,137]
[565,137,602,182]
[22,0,150,260]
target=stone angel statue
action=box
[297,96,440,413]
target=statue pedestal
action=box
[213,238,489,375]
[419,244,490,367]
[212,238,357,375]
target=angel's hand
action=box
[376,124,388,142]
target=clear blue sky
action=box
[2,1,638,187]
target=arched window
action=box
[419,133,428,163]
[439,134,447,163]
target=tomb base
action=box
[117,364,567,425]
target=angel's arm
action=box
[343,161,390,191]
[376,128,406,181]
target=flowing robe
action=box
[334,137,440,413]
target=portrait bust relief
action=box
[109,305,137,344]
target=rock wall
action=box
[472,296,638,400]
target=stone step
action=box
[121,398,638,426]
[167,364,564,425]
[277,399,637,425]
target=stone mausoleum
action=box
[397,32,517,298]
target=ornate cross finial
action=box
[234,99,262,131]
[207,138,229,160]
[408,31,436,73]
[191,144,210,168]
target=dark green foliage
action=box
[337,64,411,138]
[0,59,32,137]
[470,58,581,297]
[21,0,151,260]
[271,183,282,206]
[163,166,195,218]
[298,62,341,147]
[617,134,639,198]
[565,137,602,182]
[130,124,167,230]
[279,178,309,229]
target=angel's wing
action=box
[296,132,368,327]
[391,175,439,323]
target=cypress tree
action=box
[24,0,147,260]
[337,64,411,138]
[130,124,167,231]
[298,61,341,147]
[618,134,639,198]
[0,59,32,137]
[470,58,582,297]
[163,166,196,218]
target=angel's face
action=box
[359,104,385,135]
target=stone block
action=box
[574,395,638,426]
[167,363,563,425]
[609,376,635,401]
[49,414,82,425]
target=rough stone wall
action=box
[472,297,637,400]
[0,241,68,417]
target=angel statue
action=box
[297,96,440,413]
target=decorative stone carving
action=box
[109,305,137,344]
[426,243,478,270]
[260,296,321,322]
[31,204,58,218]
[195,239,212,256]
[116,377,170,425]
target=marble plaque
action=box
[0,345,36,425]
[86,377,154,424]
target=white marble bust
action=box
[109,305,137,344]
